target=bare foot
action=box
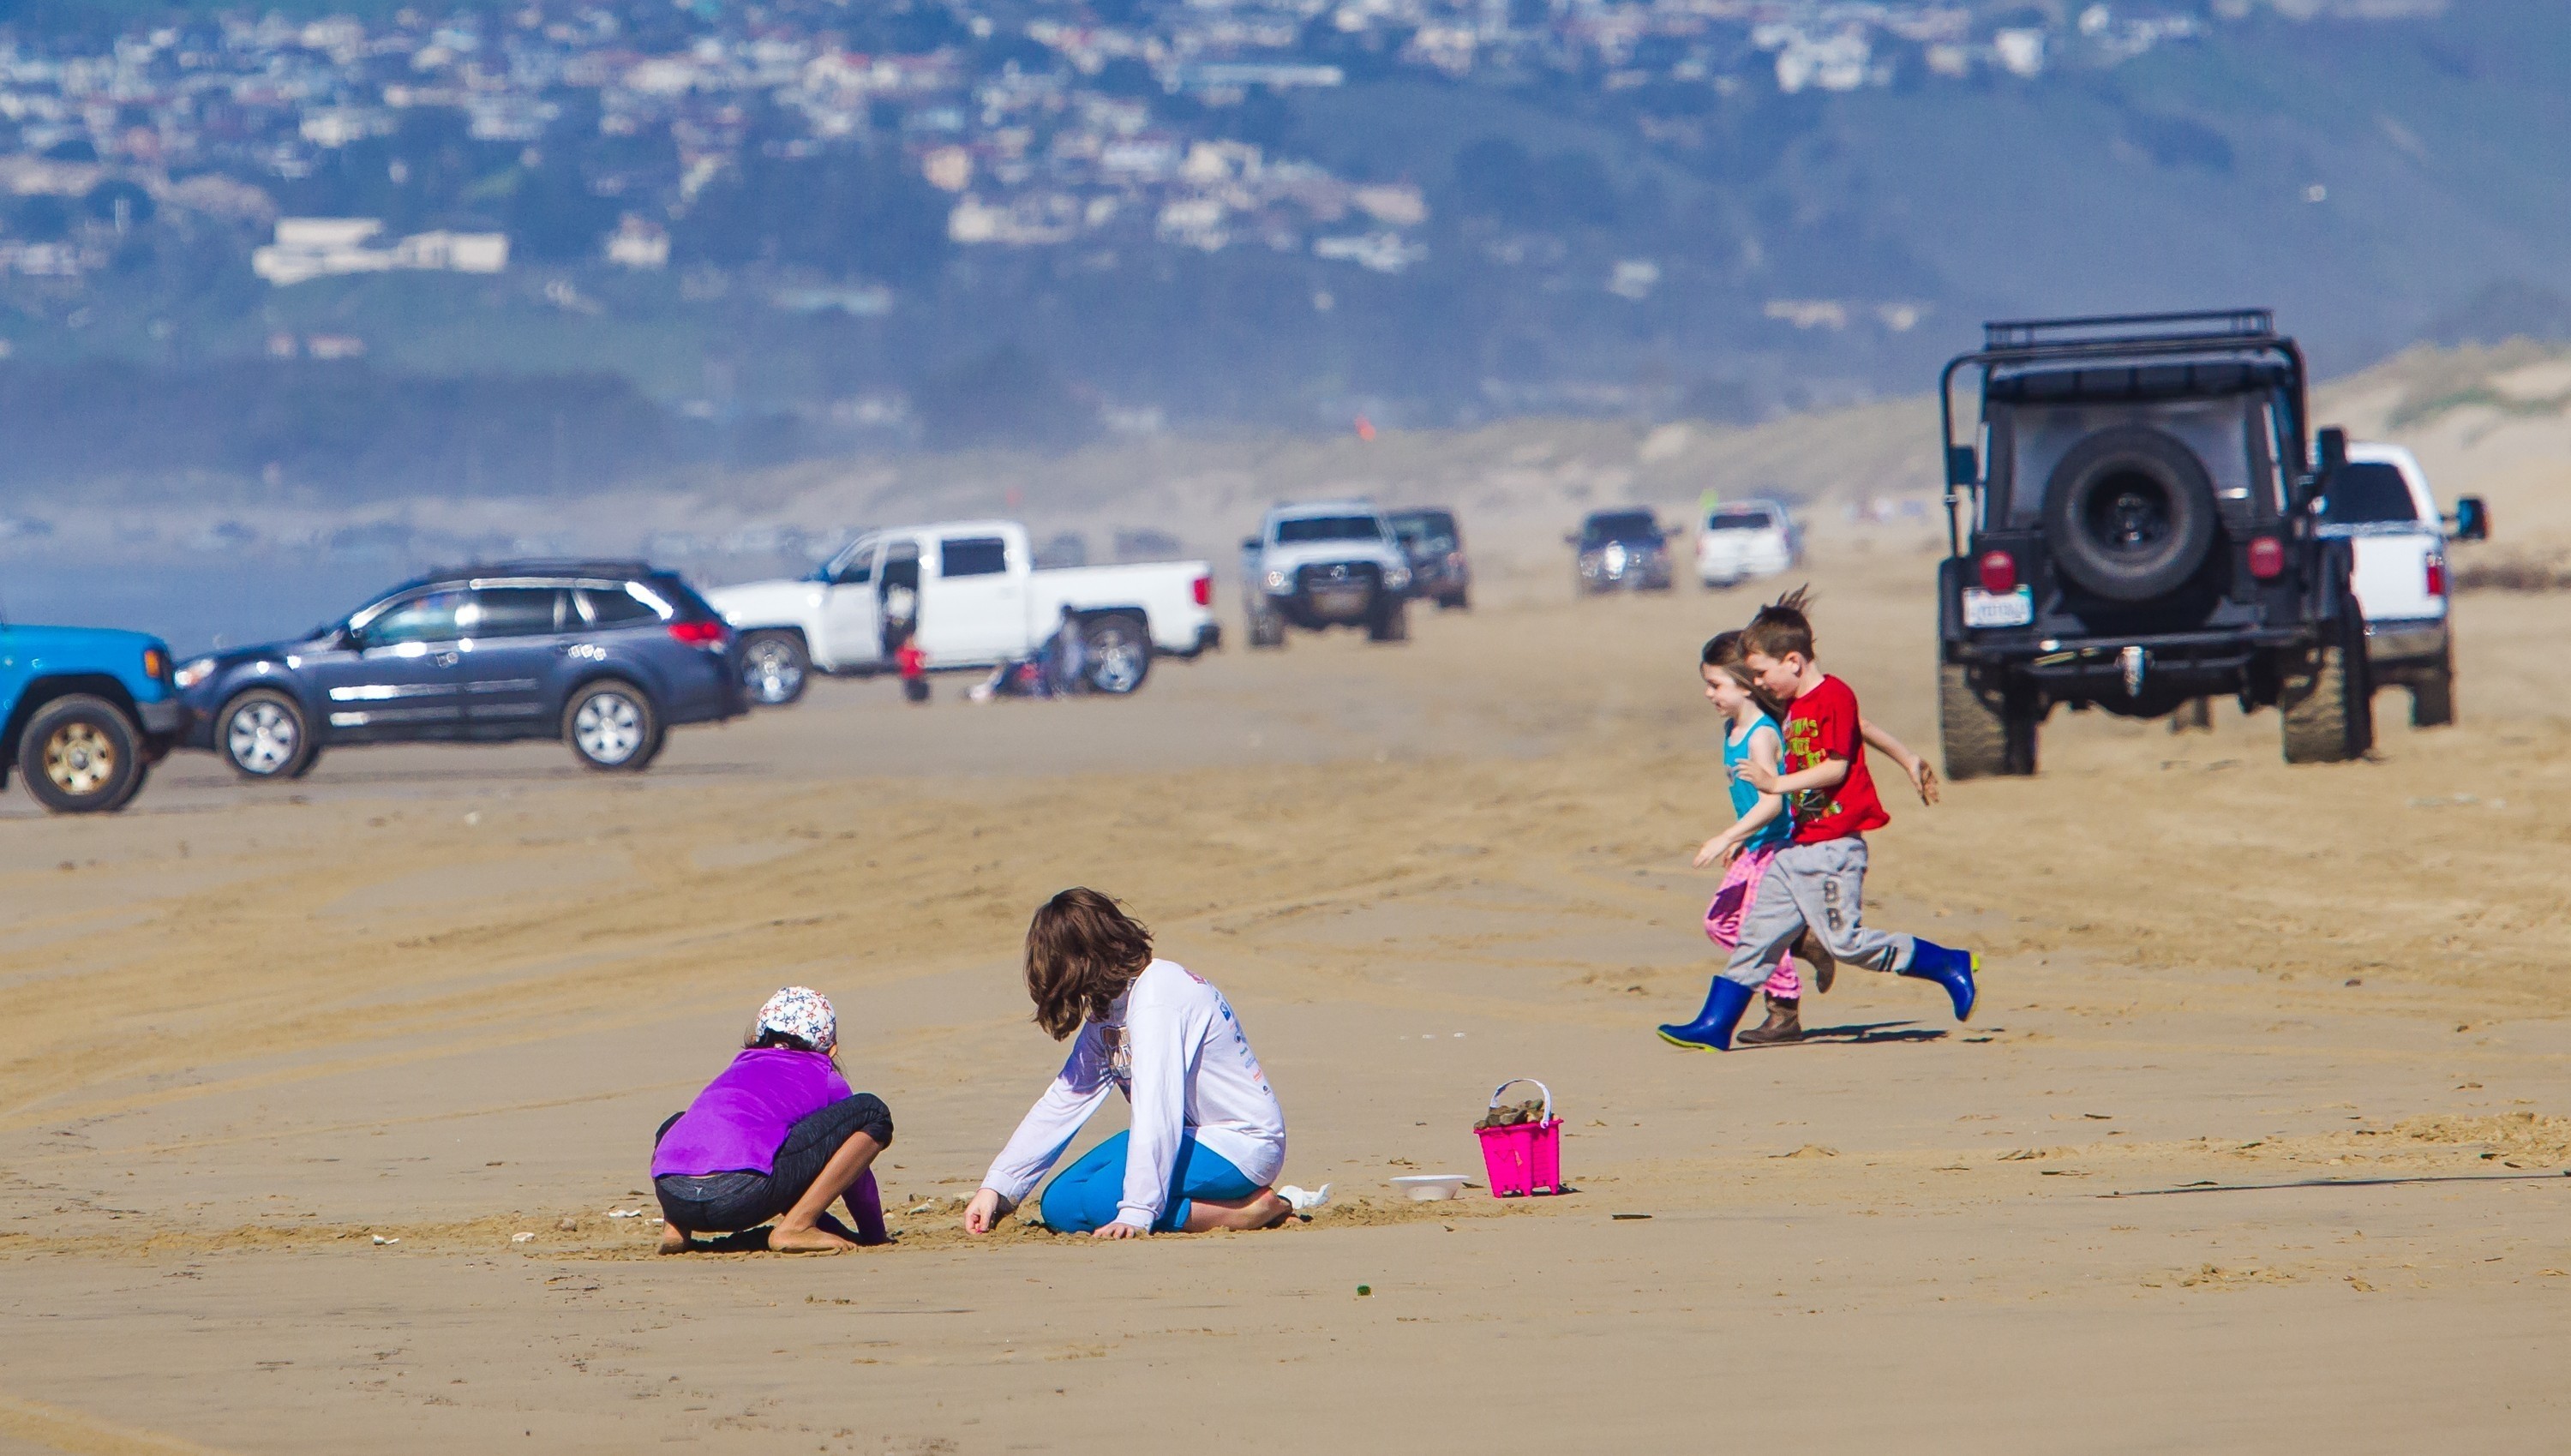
[657,1224,694,1255]
[765,1222,858,1253]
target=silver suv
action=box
[1240,500,1413,648]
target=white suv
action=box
[1240,500,1412,647]
[1695,499,1801,589]
[2318,443,2485,728]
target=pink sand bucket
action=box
[1475,1078,1565,1198]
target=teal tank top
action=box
[1724,716,1794,853]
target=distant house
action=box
[253,218,509,285]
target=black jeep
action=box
[1933,310,2372,777]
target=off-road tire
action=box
[739,630,810,707]
[17,694,146,813]
[217,687,315,780]
[1366,594,1409,644]
[2280,590,2376,764]
[2041,425,2220,602]
[1939,663,2035,781]
[1080,613,1152,695]
[566,680,664,772]
[1439,590,1470,611]
[2408,648,2455,728]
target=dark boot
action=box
[1657,980,1757,1052]
[1899,938,1979,1022]
[1734,994,1803,1046]
[1794,928,1837,994]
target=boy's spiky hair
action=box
[1742,584,1815,662]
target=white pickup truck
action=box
[705,520,1219,704]
[2317,443,2488,728]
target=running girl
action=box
[963,889,1326,1238]
[650,987,895,1253]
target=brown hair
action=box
[1024,887,1154,1040]
[1741,584,1815,662]
[1700,630,1793,722]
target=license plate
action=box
[1963,586,2034,628]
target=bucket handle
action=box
[1485,1077,1554,1123]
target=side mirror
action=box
[1563,532,1581,546]
[1945,444,1979,489]
[2450,495,2489,542]
[2316,426,2349,473]
[1240,536,1260,551]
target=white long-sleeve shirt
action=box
[982,959,1286,1230]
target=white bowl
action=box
[1390,1175,1470,1202]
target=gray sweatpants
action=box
[1720,836,1915,989]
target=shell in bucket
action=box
[1474,1077,1565,1197]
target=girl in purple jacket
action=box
[650,987,895,1253]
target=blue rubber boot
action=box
[1657,979,1758,1052]
[1900,939,1979,1022]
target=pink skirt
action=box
[1705,844,1800,998]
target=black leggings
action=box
[653,1093,894,1233]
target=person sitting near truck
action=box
[962,889,1327,1238]
[650,987,895,1254]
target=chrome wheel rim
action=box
[1088,626,1144,693]
[574,692,643,763]
[43,722,117,797]
[226,700,298,775]
[743,640,803,704]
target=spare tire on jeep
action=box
[2041,425,2219,602]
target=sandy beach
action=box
[3,546,2568,1454]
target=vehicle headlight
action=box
[174,656,215,690]
[1262,568,1291,594]
[1385,564,1411,590]
[1603,542,1627,571]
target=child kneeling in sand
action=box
[963,889,1327,1238]
[650,987,894,1253]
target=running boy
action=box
[1659,589,1979,1051]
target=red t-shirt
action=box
[1782,674,1890,844]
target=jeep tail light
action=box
[2426,555,2447,597]
[1976,550,2017,595]
[1192,573,1212,608]
[2246,536,2286,580]
[668,619,728,648]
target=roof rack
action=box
[1982,309,2275,352]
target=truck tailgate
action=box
[2348,531,2442,623]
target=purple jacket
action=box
[650,1048,851,1177]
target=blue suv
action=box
[176,562,744,780]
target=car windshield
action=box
[1391,515,1457,554]
[1585,512,1660,541]
[1276,515,1384,543]
[2322,463,2420,525]
[1706,507,1773,531]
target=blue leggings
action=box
[1038,1132,1260,1234]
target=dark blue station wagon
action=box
[176,562,744,779]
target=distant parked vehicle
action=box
[2322,442,2487,728]
[3,620,189,813]
[1570,509,1675,593]
[176,562,744,778]
[1695,499,1801,589]
[1241,500,1413,647]
[1388,507,1472,610]
[707,520,1217,705]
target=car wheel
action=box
[2041,425,2220,602]
[1938,663,2035,781]
[739,630,809,706]
[218,688,315,781]
[1247,604,1286,649]
[566,680,663,771]
[17,694,146,813]
[2409,646,2455,728]
[2280,587,2374,764]
[1081,614,1152,694]
[1367,594,1409,643]
[1439,590,1469,611]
